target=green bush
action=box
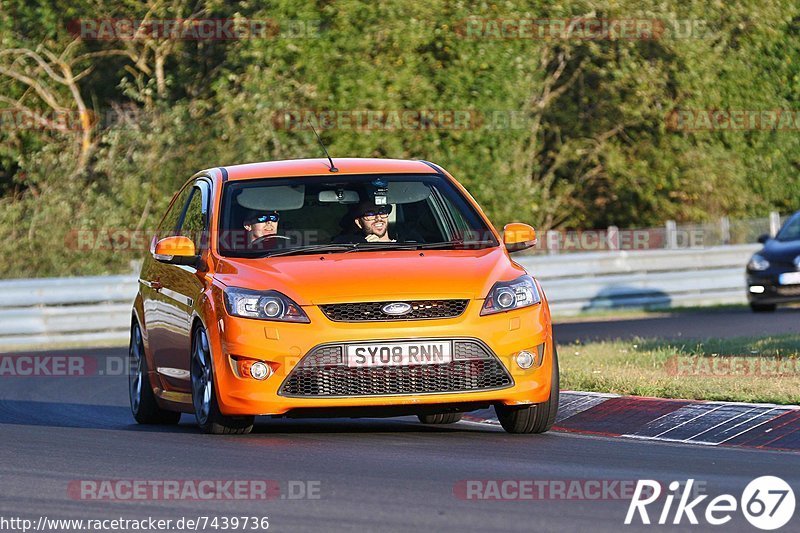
[2,0,799,277]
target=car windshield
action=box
[218,173,499,257]
[775,213,800,242]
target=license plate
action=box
[346,341,452,368]
[779,272,800,285]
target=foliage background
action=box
[1,0,799,278]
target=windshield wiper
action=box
[412,240,496,250]
[267,242,427,255]
[257,243,360,257]
[251,239,496,258]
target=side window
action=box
[440,194,470,234]
[177,185,208,251]
[156,186,192,240]
[434,185,494,243]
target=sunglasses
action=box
[360,206,392,220]
[252,213,279,224]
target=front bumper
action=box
[747,271,800,304]
[208,299,554,416]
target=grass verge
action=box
[560,334,800,404]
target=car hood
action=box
[214,247,524,305]
[761,239,800,263]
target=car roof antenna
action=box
[309,122,338,173]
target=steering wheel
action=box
[250,234,291,247]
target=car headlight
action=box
[223,287,310,323]
[480,275,541,315]
[747,254,770,271]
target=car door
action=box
[141,183,192,381]
[144,179,211,394]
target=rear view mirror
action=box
[757,233,770,244]
[319,190,360,203]
[154,236,199,266]
[503,223,537,253]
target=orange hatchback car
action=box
[129,158,558,434]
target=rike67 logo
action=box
[626,477,795,530]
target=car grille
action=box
[319,300,468,322]
[279,339,513,397]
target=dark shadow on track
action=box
[0,399,193,432]
[0,398,498,435]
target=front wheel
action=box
[191,326,255,435]
[496,345,560,434]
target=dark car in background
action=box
[746,210,800,312]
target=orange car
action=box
[129,158,558,434]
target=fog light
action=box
[515,350,535,369]
[249,361,271,380]
[749,285,765,294]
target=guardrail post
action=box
[129,259,143,274]
[607,226,619,251]
[769,211,781,237]
[665,220,677,249]
[720,216,731,245]
[546,230,560,255]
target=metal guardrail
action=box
[0,245,759,350]
[0,275,138,349]
[515,244,760,314]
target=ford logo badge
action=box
[381,302,413,316]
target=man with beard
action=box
[333,201,397,243]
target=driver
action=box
[333,200,398,243]
[244,211,280,246]
[355,202,395,243]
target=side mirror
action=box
[503,223,537,253]
[154,236,199,266]
[757,233,770,244]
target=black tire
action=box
[496,345,560,434]
[750,302,777,313]
[129,321,181,425]
[418,413,463,424]
[191,325,255,435]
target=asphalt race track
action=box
[1,311,799,532]
[555,307,800,343]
